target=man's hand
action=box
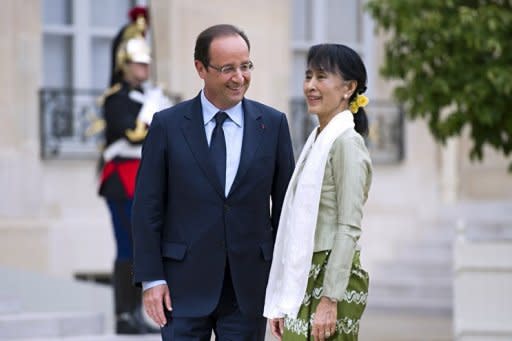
[143,284,172,327]
[312,297,337,341]
[269,318,284,340]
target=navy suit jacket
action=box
[132,93,295,318]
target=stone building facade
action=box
[1,0,510,293]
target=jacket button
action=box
[224,204,230,211]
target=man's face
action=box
[195,35,251,110]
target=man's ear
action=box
[195,60,206,80]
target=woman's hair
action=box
[194,24,250,68]
[306,44,369,136]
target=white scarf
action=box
[263,110,354,319]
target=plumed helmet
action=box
[116,37,151,69]
[111,6,151,82]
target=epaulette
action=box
[125,119,148,142]
[96,83,122,106]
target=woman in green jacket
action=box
[264,44,372,341]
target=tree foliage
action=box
[366,0,512,170]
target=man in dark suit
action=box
[131,24,295,340]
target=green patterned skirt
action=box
[283,250,369,340]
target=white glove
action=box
[137,86,173,125]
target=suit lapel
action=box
[181,94,226,198]
[228,99,264,197]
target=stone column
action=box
[0,0,50,272]
[0,0,43,218]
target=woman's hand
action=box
[269,318,284,340]
[312,296,337,340]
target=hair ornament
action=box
[349,93,369,114]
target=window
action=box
[42,0,144,90]
[41,0,146,159]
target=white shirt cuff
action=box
[142,280,166,291]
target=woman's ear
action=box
[346,80,358,97]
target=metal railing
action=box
[39,87,182,160]
[289,98,404,164]
[39,88,104,159]
[39,90,404,164]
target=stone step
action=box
[368,227,454,313]
[370,260,452,299]
[366,293,452,314]
[372,262,453,281]
[399,244,453,263]
[14,335,160,341]
[13,330,273,341]
[0,311,104,339]
[370,261,453,286]
[400,235,454,250]
[370,278,452,301]
[0,297,20,314]
[371,271,452,287]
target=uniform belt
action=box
[103,139,141,161]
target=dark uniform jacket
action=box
[99,81,145,200]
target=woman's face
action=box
[303,67,354,119]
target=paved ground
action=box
[359,308,453,341]
[140,309,453,341]
[16,308,452,341]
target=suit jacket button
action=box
[224,204,230,211]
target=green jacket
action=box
[313,128,372,301]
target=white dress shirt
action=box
[200,90,244,196]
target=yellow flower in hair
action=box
[349,93,369,114]
[349,101,359,114]
[356,94,369,107]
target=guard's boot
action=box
[113,260,160,334]
[113,260,145,334]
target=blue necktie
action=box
[210,112,228,191]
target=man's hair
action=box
[194,24,250,67]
